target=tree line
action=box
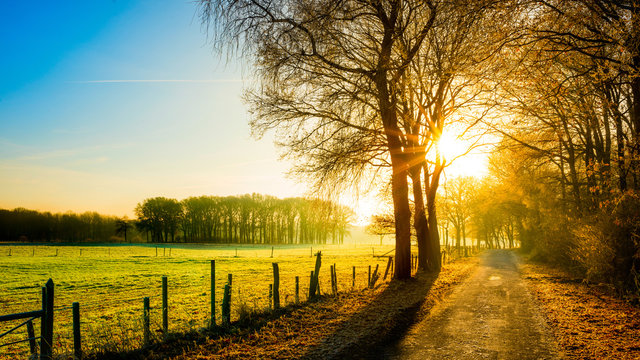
[367,176,523,256]
[428,0,640,294]
[480,0,640,295]
[0,195,352,245]
[134,194,353,244]
[0,208,125,243]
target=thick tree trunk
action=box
[374,28,413,278]
[410,167,430,271]
[425,159,444,271]
[391,155,412,279]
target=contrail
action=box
[69,79,245,83]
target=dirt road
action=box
[382,250,558,360]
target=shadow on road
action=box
[302,270,441,360]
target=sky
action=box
[0,1,486,222]
[0,0,308,218]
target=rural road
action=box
[382,250,559,360]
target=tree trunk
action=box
[390,155,412,279]
[410,167,429,271]
[425,161,443,271]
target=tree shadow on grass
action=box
[90,271,446,360]
[90,303,304,360]
[302,270,441,360]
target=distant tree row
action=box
[0,208,126,243]
[134,194,353,244]
[436,176,524,255]
[0,195,353,244]
[367,176,523,256]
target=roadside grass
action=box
[1,243,398,359]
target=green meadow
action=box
[0,243,399,359]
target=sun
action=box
[437,131,464,161]
[434,130,488,178]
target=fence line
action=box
[0,279,54,360]
[3,251,409,359]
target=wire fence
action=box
[1,243,411,359]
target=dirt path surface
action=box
[383,250,558,360]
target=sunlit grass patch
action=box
[1,243,400,359]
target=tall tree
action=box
[198,0,440,278]
[533,0,640,189]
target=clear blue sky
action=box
[0,0,302,217]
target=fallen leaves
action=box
[522,262,640,359]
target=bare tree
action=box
[198,0,442,278]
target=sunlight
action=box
[350,195,382,226]
[437,131,463,162]
[435,130,488,179]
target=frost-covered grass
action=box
[0,243,398,359]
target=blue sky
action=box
[0,0,301,217]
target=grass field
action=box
[0,243,402,359]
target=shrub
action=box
[572,191,640,296]
[572,222,615,284]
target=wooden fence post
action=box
[308,252,322,299]
[210,260,215,327]
[352,266,355,288]
[383,256,392,280]
[368,265,371,287]
[55,249,58,257]
[295,276,299,304]
[369,264,380,288]
[40,279,54,360]
[8,248,11,256]
[228,274,233,287]
[313,251,322,297]
[72,302,82,360]
[330,265,336,296]
[268,284,273,309]
[272,263,280,309]
[26,320,37,357]
[163,248,166,257]
[221,284,231,326]
[162,276,168,336]
[391,258,394,278]
[333,264,337,294]
[143,297,150,346]
[271,246,274,258]
[155,247,158,257]
[40,286,46,360]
